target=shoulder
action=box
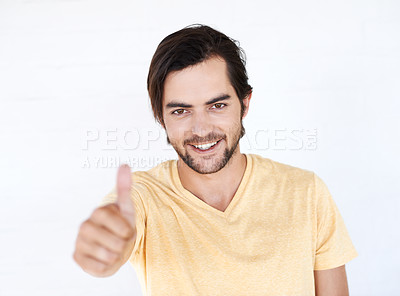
[131,158,176,191]
[248,153,315,185]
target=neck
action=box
[177,147,247,211]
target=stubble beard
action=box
[166,120,245,174]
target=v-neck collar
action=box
[171,153,253,218]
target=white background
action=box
[1,0,399,295]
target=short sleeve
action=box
[100,181,147,263]
[313,173,358,270]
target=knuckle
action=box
[74,239,82,251]
[75,236,89,252]
[97,247,116,265]
[92,207,106,220]
[79,220,91,234]
[113,238,126,253]
[121,226,134,239]
[72,251,80,263]
[120,228,129,238]
[106,203,119,212]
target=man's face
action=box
[162,56,250,174]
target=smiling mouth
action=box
[189,139,222,151]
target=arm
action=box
[314,265,349,296]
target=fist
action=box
[73,164,137,277]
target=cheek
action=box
[212,112,241,130]
[164,121,189,141]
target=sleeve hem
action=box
[314,250,359,271]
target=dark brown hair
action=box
[147,24,253,127]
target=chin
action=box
[183,148,232,174]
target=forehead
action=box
[163,56,234,105]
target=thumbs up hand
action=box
[73,164,137,277]
[116,164,136,227]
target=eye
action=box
[171,109,187,115]
[211,103,226,109]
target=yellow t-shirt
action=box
[101,153,358,296]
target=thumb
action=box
[116,164,135,227]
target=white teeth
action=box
[193,141,218,150]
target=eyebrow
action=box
[165,94,231,109]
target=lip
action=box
[188,139,223,154]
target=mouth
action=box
[188,139,222,153]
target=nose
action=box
[191,112,213,138]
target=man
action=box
[73,25,358,295]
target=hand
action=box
[73,164,137,277]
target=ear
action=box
[241,92,252,119]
